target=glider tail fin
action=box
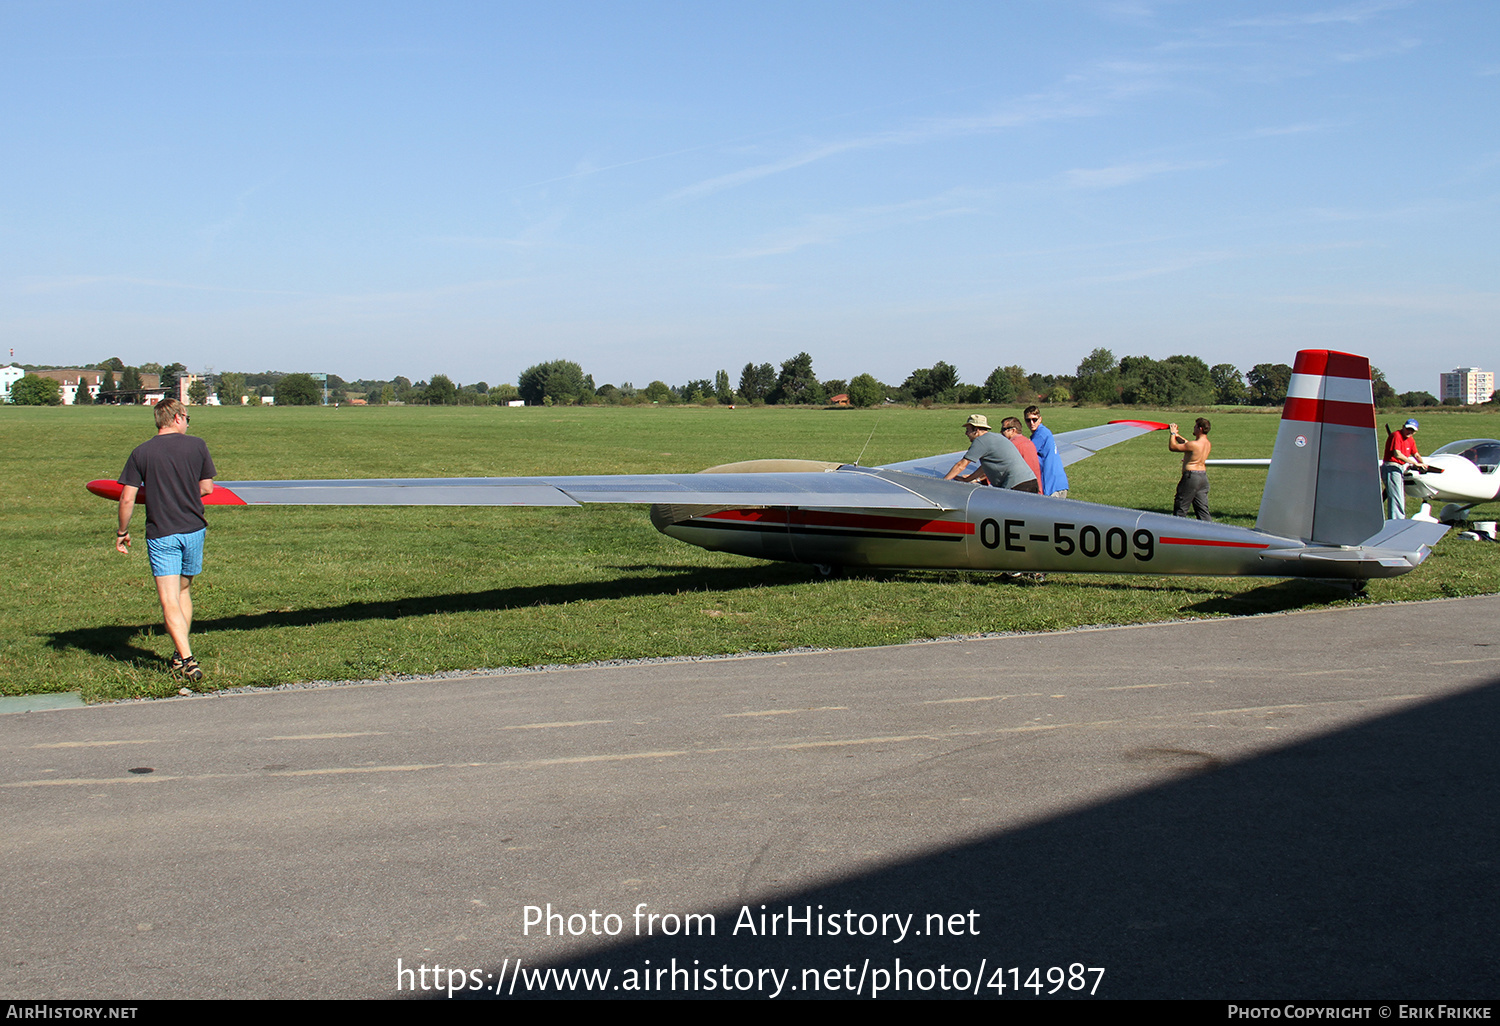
[1256,350,1384,545]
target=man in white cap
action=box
[943,414,1038,493]
[1381,418,1428,519]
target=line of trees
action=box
[8,351,1482,410]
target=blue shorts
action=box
[147,529,205,578]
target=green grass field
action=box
[7,402,1499,702]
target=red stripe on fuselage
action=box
[1159,536,1270,549]
[1280,396,1376,428]
[703,508,972,535]
[1292,350,1370,380]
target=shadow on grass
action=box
[441,676,1500,1000]
[1184,577,1363,615]
[46,562,1360,667]
[42,563,817,664]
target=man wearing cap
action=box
[1382,418,1428,519]
[943,414,1039,493]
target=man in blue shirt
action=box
[1025,406,1069,498]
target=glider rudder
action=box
[1255,350,1382,545]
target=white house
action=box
[0,365,24,401]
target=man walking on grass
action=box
[114,398,217,683]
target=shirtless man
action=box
[1169,417,1212,521]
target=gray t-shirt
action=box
[963,431,1036,489]
[118,433,217,539]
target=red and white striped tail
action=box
[1256,350,1383,545]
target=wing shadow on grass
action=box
[44,565,1355,665]
[440,676,1500,1000]
[40,563,813,664]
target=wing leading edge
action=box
[191,468,947,510]
[86,418,1165,511]
[876,419,1169,478]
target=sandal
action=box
[178,656,203,684]
[167,653,185,673]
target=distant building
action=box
[1440,367,1495,405]
[0,365,24,401]
[32,369,162,405]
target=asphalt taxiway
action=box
[3,595,1497,999]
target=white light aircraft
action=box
[1211,435,1500,523]
[90,350,1448,583]
[1403,439,1500,522]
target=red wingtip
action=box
[87,479,125,502]
[1107,419,1172,430]
[204,486,246,506]
[86,479,246,506]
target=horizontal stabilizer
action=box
[1256,519,1448,576]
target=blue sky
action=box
[3,0,1495,392]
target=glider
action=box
[89,351,1448,582]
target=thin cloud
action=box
[1063,159,1223,190]
[1270,290,1500,313]
[1227,0,1412,29]
[1240,122,1329,138]
[1301,197,1472,223]
[13,275,305,297]
[728,192,985,259]
[1075,250,1239,284]
[668,92,1105,202]
[1333,37,1420,62]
